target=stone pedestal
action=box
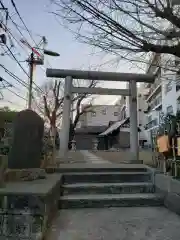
[5,168,46,182]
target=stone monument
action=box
[8,109,44,170]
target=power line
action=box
[1,21,48,77]
[0,76,44,111]
[0,0,46,96]
[10,21,43,38]
[0,66,43,110]
[0,64,30,88]
[5,44,29,76]
[6,26,29,54]
[10,0,37,46]
[5,45,44,93]
[6,87,26,101]
[0,1,25,39]
[0,0,38,50]
[1,77,26,100]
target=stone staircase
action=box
[59,165,163,209]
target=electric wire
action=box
[10,0,37,46]
[0,0,45,94]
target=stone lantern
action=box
[92,138,99,151]
[71,139,76,151]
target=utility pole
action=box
[27,52,34,109]
[22,37,60,110]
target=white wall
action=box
[84,105,121,126]
[161,63,177,115]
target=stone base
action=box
[56,157,73,165]
[6,168,46,182]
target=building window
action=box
[167,105,173,115]
[114,112,119,116]
[102,109,106,115]
[91,111,96,117]
[165,81,172,93]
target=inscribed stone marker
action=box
[8,109,44,169]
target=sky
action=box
[0,0,144,111]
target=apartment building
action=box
[116,83,148,145]
[142,53,180,145]
[77,104,121,128]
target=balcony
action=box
[144,95,162,113]
[151,96,162,111]
[144,81,161,102]
[145,118,158,130]
[144,105,151,114]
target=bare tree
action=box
[51,0,180,72]
[32,79,63,129]
[33,78,97,139]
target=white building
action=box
[141,53,180,146]
[77,104,121,128]
[116,83,149,146]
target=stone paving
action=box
[48,207,180,239]
[80,150,110,164]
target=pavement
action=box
[80,150,110,164]
[47,207,180,239]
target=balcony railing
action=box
[151,96,162,110]
[144,96,162,113]
[145,119,158,130]
[145,81,161,102]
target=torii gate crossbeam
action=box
[46,68,155,162]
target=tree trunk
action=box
[51,125,56,165]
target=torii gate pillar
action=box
[129,80,139,162]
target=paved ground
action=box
[80,150,110,164]
[92,150,156,166]
[48,207,180,239]
[56,151,86,164]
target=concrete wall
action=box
[79,105,121,127]
[155,173,180,215]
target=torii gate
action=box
[46,69,154,162]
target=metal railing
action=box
[145,119,158,130]
[145,79,161,101]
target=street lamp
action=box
[27,46,60,110]
[44,49,60,57]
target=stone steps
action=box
[53,164,148,173]
[58,165,163,209]
[62,171,152,184]
[62,182,154,195]
[59,193,163,209]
